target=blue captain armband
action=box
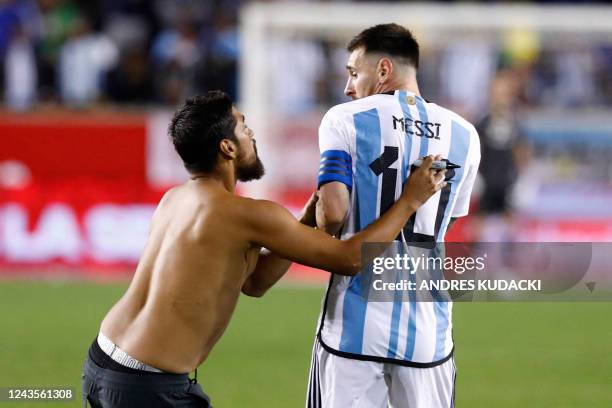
[317,150,353,191]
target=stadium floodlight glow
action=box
[239,2,612,198]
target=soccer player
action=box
[81,91,446,407]
[307,24,481,407]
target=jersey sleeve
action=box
[317,109,353,191]
[452,127,481,217]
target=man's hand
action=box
[401,155,447,208]
[299,192,319,227]
[316,182,350,236]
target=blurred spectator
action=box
[439,37,496,119]
[37,0,81,101]
[0,0,40,100]
[105,47,153,104]
[101,0,159,52]
[477,69,532,216]
[268,35,325,116]
[0,0,39,60]
[554,45,596,107]
[195,7,239,100]
[596,45,612,106]
[4,20,37,110]
[58,16,118,106]
[151,20,199,105]
[0,2,21,65]
[153,0,212,28]
[328,41,352,103]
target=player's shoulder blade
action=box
[430,102,478,135]
[326,94,393,118]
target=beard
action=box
[236,147,265,182]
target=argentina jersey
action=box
[315,90,480,366]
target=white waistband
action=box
[97,333,163,373]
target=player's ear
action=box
[377,58,393,82]
[219,138,238,160]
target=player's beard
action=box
[236,144,265,182]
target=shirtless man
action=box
[81,91,446,408]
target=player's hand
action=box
[298,191,319,227]
[401,155,447,209]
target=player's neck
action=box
[378,78,420,96]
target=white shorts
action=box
[306,339,456,408]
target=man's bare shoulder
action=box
[156,185,180,209]
[224,195,289,223]
[149,186,179,223]
[152,184,232,229]
[152,184,293,239]
[179,189,285,227]
[193,195,294,248]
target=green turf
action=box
[0,281,611,407]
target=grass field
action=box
[1,280,611,407]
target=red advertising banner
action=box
[0,111,159,275]
[0,111,147,182]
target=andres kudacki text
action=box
[371,253,541,292]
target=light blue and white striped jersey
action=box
[316,90,480,366]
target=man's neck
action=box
[189,169,236,193]
[377,78,421,97]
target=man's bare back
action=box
[101,181,264,373]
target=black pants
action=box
[82,340,211,407]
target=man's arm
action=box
[243,156,446,276]
[316,182,349,236]
[240,249,291,297]
[315,108,352,236]
[241,193,318,297]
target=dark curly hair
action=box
[168,91,237,174]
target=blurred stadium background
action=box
[0,0,611,407]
